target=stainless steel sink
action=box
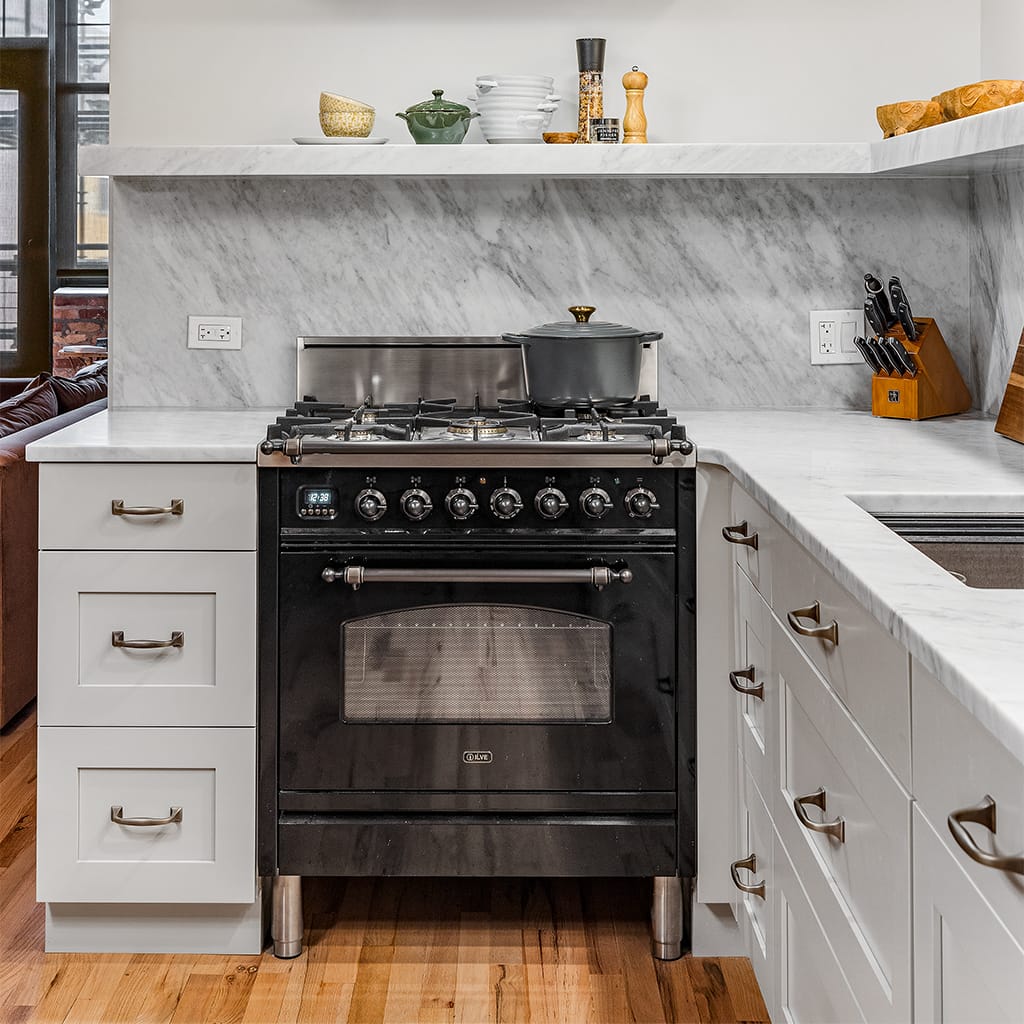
[872,514,1024,589]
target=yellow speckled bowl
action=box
[320,91,374,115]
[319,108,375,138]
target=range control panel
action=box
[282,468,679,533]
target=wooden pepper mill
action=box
[622,66,648,144]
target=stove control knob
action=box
[445,488,478,520]
[580,487,612,520]
[355,488,387,522]
[624,487,660,519]
[400,488,433,522]
[490,487,523,520]
[535,487,569,520]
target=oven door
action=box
[277,543,676,794]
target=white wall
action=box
[980,0,1024,79]
[110,0,981,145]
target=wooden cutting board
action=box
[995,327,1024,444]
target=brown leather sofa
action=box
[0,372,107,727]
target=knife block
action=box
[870,317,971,420]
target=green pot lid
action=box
[510,306,661,341]
[403,89,472,116]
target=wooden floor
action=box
[0,705,769,1023]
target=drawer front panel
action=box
[727,483,774,601]
[39,552,256,727]
[772,525,910,786]
[913,808,1024,1024]
[733,565,774,794]
[736,761,775,1012]
[912,660,1024,948]
[777,622,912,1023]
[39,463,256,551]
[37,727,255,904]
[775,829,865,1024]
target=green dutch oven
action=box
[396,89,479,145]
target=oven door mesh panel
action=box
[341,604,611,723]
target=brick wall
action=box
[52,288,108,378]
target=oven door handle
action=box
[322,565,634,590]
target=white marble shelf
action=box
[82,103,1024,179]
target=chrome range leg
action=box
[651,875,683,960]
[272,875,303,959]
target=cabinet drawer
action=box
[38,552,256,727]
[732,565,774,794]
[772,525,910,785]
[37,727,255,904]
[725,483,774,601]
[774,828,864,1024]
[39,464,256,551]
[776,621,912,1024]
[912,659,1024,948]
[913,807,1024,1024]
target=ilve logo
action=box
[462,750,493,764]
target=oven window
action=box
[341,604,612,724]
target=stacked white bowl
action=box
[470,75,561,144]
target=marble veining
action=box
[685,409,1024,764]
[109,176,971,411]
[971,169,1024,414]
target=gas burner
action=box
[331,427,386,442]
[447,417,510,438]
[581,428,625,442]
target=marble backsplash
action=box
[109,176,973,411]
[971,170,1024,415]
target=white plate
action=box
[292,136,388,145]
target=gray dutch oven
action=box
[502,305,662,408]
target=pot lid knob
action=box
[568,305,596,323]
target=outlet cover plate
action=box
[188,315,242,350]
[809,309,864,365]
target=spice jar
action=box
[590,118,620,143]
[576,38,606,143]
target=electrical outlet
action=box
[809,309,864,365]
[188,315,242,350]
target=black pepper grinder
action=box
[576,38,606,144]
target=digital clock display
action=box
[302,488,336,507]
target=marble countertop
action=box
[683,409,1024,765]
[28,407,1024,763]
[78,103,1024,179]
[24,408,278,462]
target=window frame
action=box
[52,0,108,286]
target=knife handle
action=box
[897,302,918,341]
[870,338,896,375]
[854,336,883,374]
[865,275,895,325]
[864,299,886,339]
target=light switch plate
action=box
[809,309,864,365]
[188,315,242,350]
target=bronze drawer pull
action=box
[729,665,764,701]
[722,521,758,549]
[948,795,1024,875]
[110,805,183,827]
[730,854,766,899]
[786,601,839,646]
[111,631,185,650]
[111,498,185,517]
[793,787,846,842]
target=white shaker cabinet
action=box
[36,462,261,954]
[698,470,1024,1024]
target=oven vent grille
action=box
[341,605,612,724]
